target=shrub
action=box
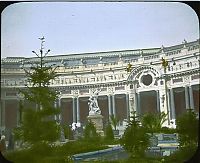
[83,120,101,143]
[120,112,150,158]
[104,123,114,142]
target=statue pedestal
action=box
[87,114,104,136]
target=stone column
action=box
[128,91,134,118]
[112,95,116,117]
[72,97,76,123]
[159,88,169,127]
[16,99,21,126]
[170,88,176,119]
[1,100,5,129]
[76,97,80,123]
[185,86,189,109]
[58,98,62,122]
[0,101,2,128]
[108,95,112,117]
[0,101,1,128]
[126,93,130,120]
[18,99,24,125]
[137,92,141,115]
[189,86,194,110]
[54,100,58,121]
[133,89,137,113]
[167,89,171,120]
[156,90,160,112]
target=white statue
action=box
[88,89,101,115]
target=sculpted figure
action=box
[88,89,101,115]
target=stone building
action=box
[1,39,199,133]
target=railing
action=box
[167,60,199,73]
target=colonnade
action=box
[52,85,196,125]
[0,85,198,130]
[60,93,129,124]
[128,85,196,124]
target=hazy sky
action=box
[1,2,199,58]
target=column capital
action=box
[72,95,79,99]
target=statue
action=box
[88,89,101,115]
[87,89,104,136]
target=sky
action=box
[1,2,199,58]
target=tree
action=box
[176,109,198,148]
[63,125,73,140]
[165,109,199,162]
[141,112,168,135]
[104,123,114,142]
[14,38,60,145]
[83,120,100,142]
[109,115,119,131]
[120,111,150,158]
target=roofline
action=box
[2,38,199,61]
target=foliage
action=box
[63,125,73,140]
[5,140,108,163]
[14,108,60,143]
[110,115,120,130]
[104,123,114,142]
[164,145,198,163]
[163,109,199,162]
[141,112,168,134]
[176,109,198,147]
[120,112,150,158]
[160,127,176,134]
[83,120,101,142]
[14,40,60,145]
[123,157,162,163]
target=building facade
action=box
[1,39,199,133]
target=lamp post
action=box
[161,57,170,126]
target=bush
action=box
[83,120,101,143]
[176,109,198,147]
[120,112,150,158]
[5,140,108,163]
[5,142,53,163]
[104,123,114,142]
[164,145,198,162]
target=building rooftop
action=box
[1,39,199,68]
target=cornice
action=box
[1,39,199,63]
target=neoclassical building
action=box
[1,39,199,132]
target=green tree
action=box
[14,38,60,145]
[110,114,119,130]
[141,112,168,135]
[83,120,100,142]
[120,111,150,158]
[104,123,114,142]
[63,125,73,140]
[176,109,198,147]
[165,109,199,162]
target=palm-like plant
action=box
[109,115,119,130]
[141,112,168,135]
